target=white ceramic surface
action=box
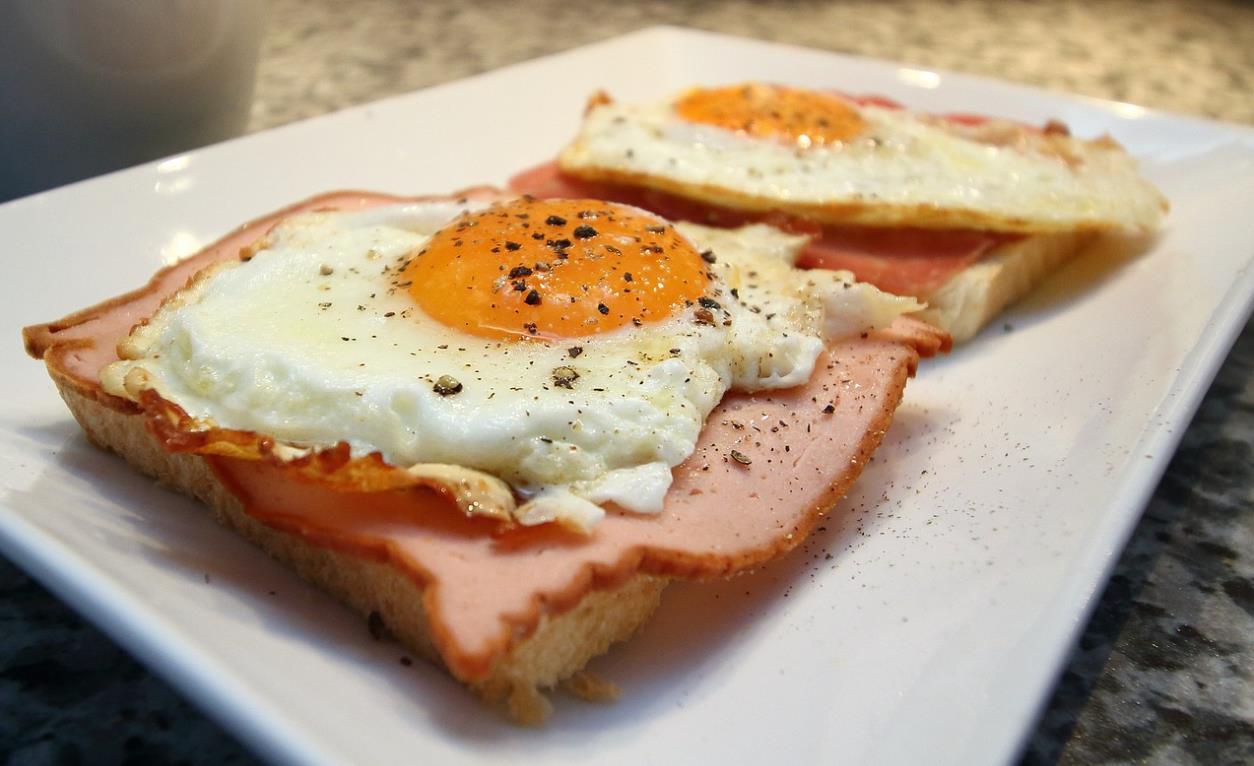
[3,27,1253,766]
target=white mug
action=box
[0,0,266,201]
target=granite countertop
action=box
[3,0,1252,763]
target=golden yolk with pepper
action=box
[403,198,709,340]
[674,83,866,148]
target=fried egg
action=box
[101,196,917,530]
[557,83,1166,234]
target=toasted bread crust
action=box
[53,374,666,720]
[913,231,1094,342]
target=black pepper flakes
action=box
[508,265,533,278]
[433,375,463,396]
[545,215,567,226]
[597,303,610,315]
[699,296,722,311]
[572,225,597,239]
[568,346,584,358]
[504,241,522,251]
[700,250,717,264]
[822,403,836,414]
[525,289,542,305]
[730,450,752,466]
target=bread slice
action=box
[912,231,1095,344]
[23,189,947,725]
[53,377,666,725]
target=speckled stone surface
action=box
[3,1,1252,764]
[245,0,1254,131]
[1022,319,1254,765]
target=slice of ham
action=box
[509,162,1020,298]
[795,226,1016,296]
[25,189,948,683]
[207,328,936,680]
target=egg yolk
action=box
[674,83,866,148]
[403,198,709,340]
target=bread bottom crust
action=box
[913,231,1094,343]
[55,378,667,724]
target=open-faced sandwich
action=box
[24,190,947,722]
[511,83,1167,342]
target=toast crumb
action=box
[563,670,621,703]
[478,676,554,725]
[508,681,554,726]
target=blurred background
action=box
[4,0,1251,203]
[0,0,264,201]
[2,0,1251,764]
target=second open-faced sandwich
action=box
[511,83,1167,342]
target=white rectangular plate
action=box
[2,27,1252,766]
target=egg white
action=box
[102,201,916,527]
[558,92,1165,234]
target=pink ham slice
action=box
[795,226,1016,296]
[25,188,947,682]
